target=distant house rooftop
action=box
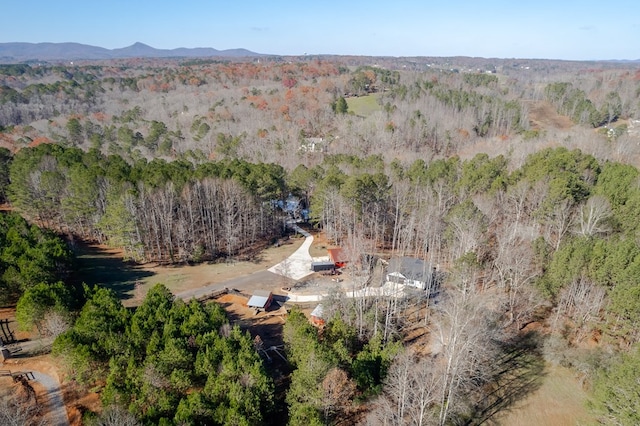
[299,137,326,153]
[247,290,273,309]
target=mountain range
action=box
[0,42,262,62]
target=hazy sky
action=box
[2,0,639,60]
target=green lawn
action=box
[71,243,155,303]
[346,94,382,117]
[495,364,598,426]
[71,238,306,306]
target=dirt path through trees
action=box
[31,371,69,426]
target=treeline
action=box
[5,144,287,263]
[284,308,400,425]
[52,284,273,425]
[0,65,104,125]
[545,82,622,127]
[287,148,640,423]
[3,60,638,170]
[303,148,640,318]
[0,60,343,128]
[0,211,73,305]
[393,75,525,139]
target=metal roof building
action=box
[247,290,273,310]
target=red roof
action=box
[327,248,347,264]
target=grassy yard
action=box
[72,237,307,306]
[71,244,153,304]
[495,363,598,425]
[346,94,382,117]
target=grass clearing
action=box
[495,363,597,426]
[72,237,307,306]
[346,94,382,117]
[71,244,152,303]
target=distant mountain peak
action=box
[0,42,263,63]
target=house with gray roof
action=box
[386,257,435,290]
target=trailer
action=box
[311,261,336,272]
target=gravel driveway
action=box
[31,371,69,426]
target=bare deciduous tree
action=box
[321,367,356,421]
[493,228,543,329]
[543,197,575,251]
[431,269,500,426]
[0,385,45,426]
[41,310,71,338]
[367,350,441,426]
[576,194,612,237]
[553,277,606,342]
[96,405,141,426]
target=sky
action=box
[2,0,639,60]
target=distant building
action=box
[247,290,273,310]
[274,194,309,221]
[299,137,326,153]
[386,257,435,291]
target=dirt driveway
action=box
[73,232,310,306]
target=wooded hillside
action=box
[2,56,640,425]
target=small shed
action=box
[247,290,273,310]
[327,247,348,268]
[310,304,325,326]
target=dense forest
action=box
[2,55,640,424]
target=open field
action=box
[346,94,382,117]
[495,364,597,426]
[72,234,309,306]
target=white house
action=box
[299,137,326,153]
[385,257,435,291]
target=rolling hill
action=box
[0,41,262,62]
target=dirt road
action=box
[176,269,292,301]
[32,371,69,426]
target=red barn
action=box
[327,248,348,268]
